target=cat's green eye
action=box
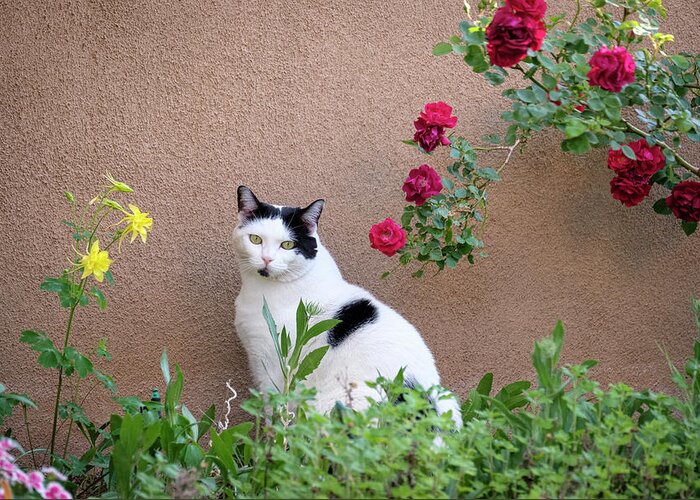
[249,234,262,245]
[281,240,296,250]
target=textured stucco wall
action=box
[1,0,699,444]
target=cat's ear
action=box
[300,199,324,232]
[237,185,260,220]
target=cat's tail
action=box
[430,388,463,429]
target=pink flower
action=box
[486,7,546,68]
[0,440,15,453]
[587,45,636,92]
[43,481,72,499]
[41,467,67,482]
[369,218,407,257]
[0,459,13,475]
[27,470,44,492]
[402,165,443,206]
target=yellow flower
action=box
[78,240,113,282]
[118,204,153,247]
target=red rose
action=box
[402,164,443,206]
[607,139,665,182]
[505,0,547,19]
[419,102,458,128]
[587,45,636,93]
[486,7,546,68]
[369,218,407,257]
[610,176,651,207]
[413,119,451,153]
[413,102,458,153]
[665,181,700,222]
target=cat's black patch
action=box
[327,299,378,348]
[280,207,318,260]
[258,269,269,277]
[394,375,418,404]
[241,202,281,222]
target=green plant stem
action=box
[62,378,80,458]
[48,277,87,461]
[623,120,700,176]
[22,404,38,469]
[570,0,581,30]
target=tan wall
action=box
[1,0,699,443]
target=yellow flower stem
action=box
[48,276,87,462]
[62,377,80,459]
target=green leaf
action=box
[104,271,114,286]
[476,168,500,181]
[562,135,591,155]
[305,319,341,343]
[476,373,493,396]
[515,89,537,103]
[95,338,112,361]
[38,350,60,368]
[75,355,94,378]
[484,71,505,86]
[160,349,171,385]
[621,145,637,160]
[564,119,588,139]
[432,42,453,56]
[91,286,107,310]
[682,221,697,236]
[197,404,216,443]
[295,300,308,346]
[280,326,290,358]
[95,370,116,393]
[295,346,330,383]
[653,198,672,215]
[262,298,283,364]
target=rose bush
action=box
[375,0,699,275]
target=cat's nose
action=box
[262,257,273,266]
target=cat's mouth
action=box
[258,269,270,277]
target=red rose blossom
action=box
[486,7,546,68]
[505,0,547,19]
[587,45,636,92]
[419,102,458,128]
[413,102,458,153]
[607,139,665,182]
[369,218,407,257]
[413,119,451,152]
[402,164,443,206]
[665,181,700,222]
[610,176,651,207]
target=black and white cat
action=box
[233,186,462,426]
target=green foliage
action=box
[262,299,339,393]
[398,137,512,274]
[0,384,36,431]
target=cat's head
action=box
[233,186,324,281]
